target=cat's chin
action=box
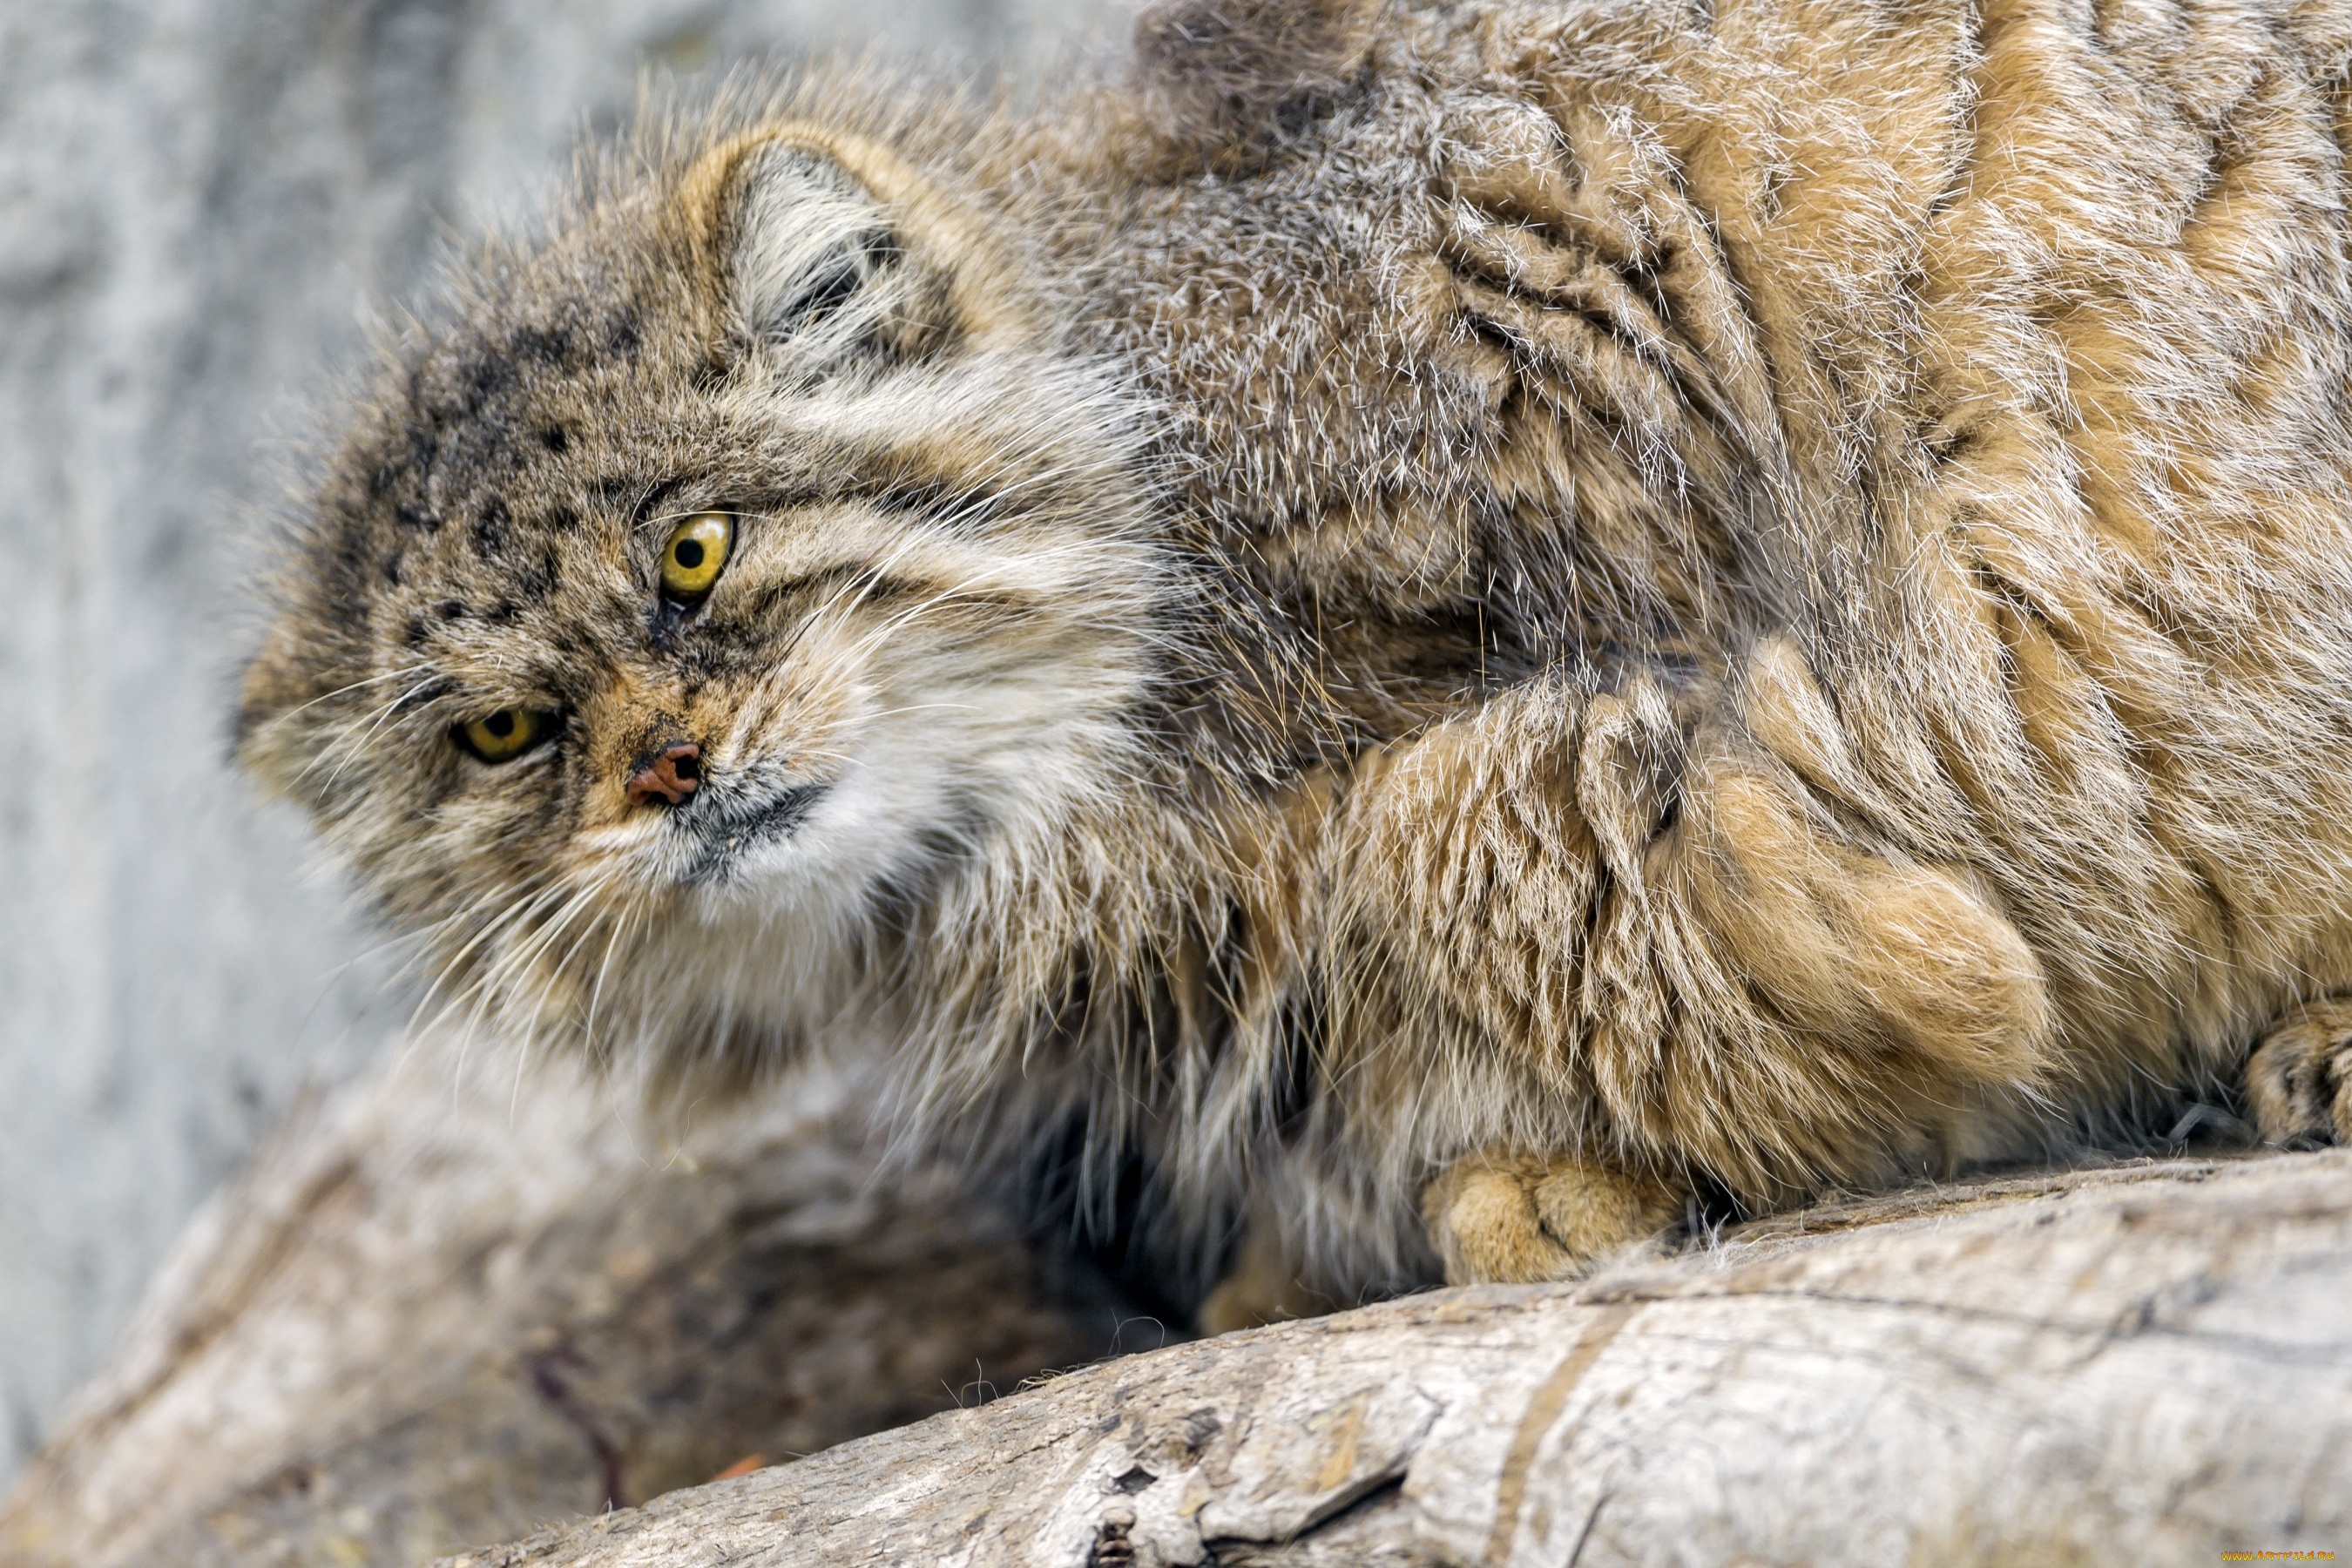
[661,777,943,930]
[672,783,832,887]
[575,896,880,1092]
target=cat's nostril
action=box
[625,741,702,808]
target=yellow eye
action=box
[457,707,548,763]
[660,512,733,598]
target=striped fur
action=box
[242,0,2352,1321]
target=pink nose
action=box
[626,742,701,808]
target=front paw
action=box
[2247,1002,2352,1147]
[1420,1152,1681,1286]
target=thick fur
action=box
[241,0,2352,1315]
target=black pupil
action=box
[485,711,516,739]
[674,538,706,570]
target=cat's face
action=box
[240,127,1171,1069]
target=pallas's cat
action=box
[240,0,2352,1324]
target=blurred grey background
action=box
[0,0,1119,1486]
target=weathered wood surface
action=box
[448,1148,2352,1568]
[6,1027,2346,1568]
[0,1037,1144,1568]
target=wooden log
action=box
[0,1037,1151,1568]
[6,1024,2345,1566]
[441,1148,2352,1568]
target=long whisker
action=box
[506,868,631,1122]
[276,663,441,722]
[581,888,647,1068]
[298,677,445,789]
[411,874,583,1070]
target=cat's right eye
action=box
[660,513,733,598]
[455,707,553,764]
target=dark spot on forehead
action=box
[473,497,510,557]
[545,506,578,532]
[403,613,432,645]
[510,323,576,367]
[539,426,570,454]
[486,599,519,623]
[458,348,517,417]
[514,544,560,604]
[381,551,403,586]
[436,598,468,618]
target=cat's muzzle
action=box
[672,782,829,882]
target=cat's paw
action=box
[2247,1002,2352,1147]
[1420,1152,1680,1286]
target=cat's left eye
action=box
[455,707,554,763]
[660,512,733,598]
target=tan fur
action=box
[240,0,2352,1318]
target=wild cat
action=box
[240,0,2352,1328]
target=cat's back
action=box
[1051,0,2352,1076]
[1047,0,2352,713]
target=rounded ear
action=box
[726,139,929,362]
[688,127,1032,373]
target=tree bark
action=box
[453,1148,2352,1568]
[0,1037,1152,1568]
[3,1032,2345,1568]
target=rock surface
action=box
[0,0,1115,1482]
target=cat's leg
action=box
[1195,1214,1335,1334]
[1326,656,2054,1286]
[2247,1001,2352,1147]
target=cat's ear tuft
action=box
[696,132,1010,372]
[727,141,909,348]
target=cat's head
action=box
[239,122,1173,1076]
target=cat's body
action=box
[242,0,2352,1321]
